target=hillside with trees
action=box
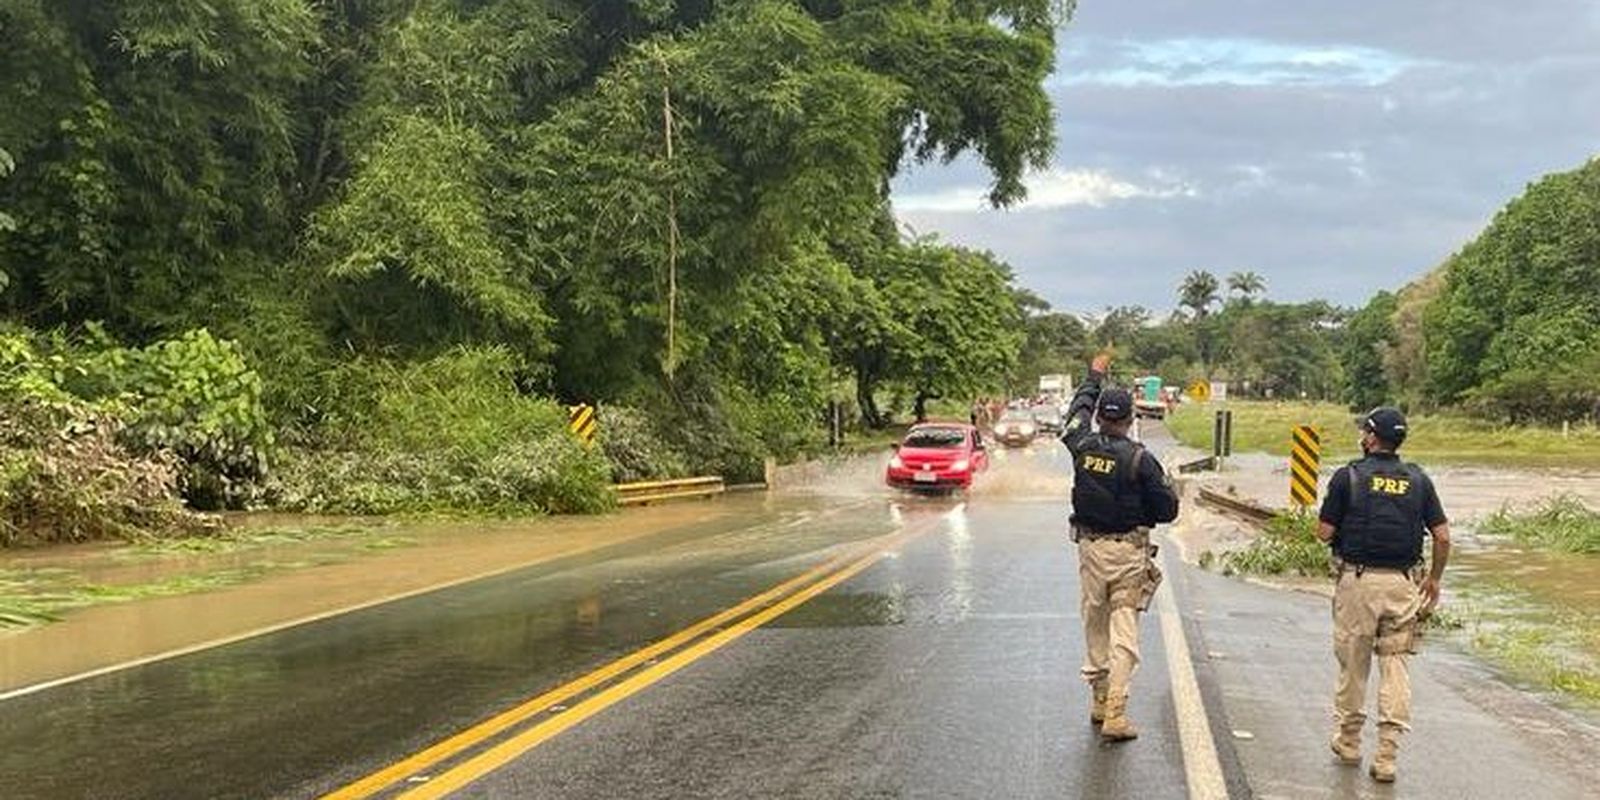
[0,1,1072,541]
[1342,158,1600,423]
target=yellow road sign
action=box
[1289,424,1322,507]
[1187,380,1211,402]
[568,403,598,445]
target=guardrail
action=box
[614,476,726,506]
[1194,487,1277,524]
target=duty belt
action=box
[1339,561,1417,578]
[1073,526,1150,543]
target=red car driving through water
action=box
[885,423,989,492]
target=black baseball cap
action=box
[1361,406,1408,445]
[1098,388,1134,421]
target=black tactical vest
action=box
[1070,435,1147,533]
[1337,457,1427,569]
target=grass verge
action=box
[1167,400,1600,468]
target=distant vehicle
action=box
[1133,375,1167,420]
[1037,373,1071,403]
[993,408,1039,447]
[1031,405,1064,434]
[886,423,989,493]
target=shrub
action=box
[599,405,689,483]
[93,330,275,509]
[1220,512,1335,577]
[268,348,614,514]
[0,403,203,546]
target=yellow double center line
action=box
[325,522,932,800]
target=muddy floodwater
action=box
[1454,546,1600,608]
[1188,441,1600,706]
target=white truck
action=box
[1037,373,1072,402]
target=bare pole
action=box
[661,59,679,378]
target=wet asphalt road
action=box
[2,439,1238,799]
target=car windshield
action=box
[1033,408,1061,420]
[1000,411,1033,423]
[903,428,967,448]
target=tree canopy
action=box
[0,0,1072,437]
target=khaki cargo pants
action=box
[1332,568,1425,734]
[1078,533,1156,698]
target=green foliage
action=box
[269,348,613,515]
[1341,291,1399,410]
[882,243,1025,415]
[1479,495,1600,554]
[1012,308,1092,393]
[88,330,274,508]
[2,327,271,510]
[1178,270,1221,319]
[1427,159,1600,420]
[1,0,1071,532]
[1219,512,1334,577]
[1168,399,1600,468]
[599,405,690,484]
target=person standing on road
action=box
[1316,407,1451,783]
[1060,353,1180,742]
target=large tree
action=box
[1178,270,1222,319]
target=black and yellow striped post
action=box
[568,403,598,446]
[1289,424,1322,507]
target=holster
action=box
[1137,544,1163,613]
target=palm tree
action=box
[1228,270,1266,302]
[1178,270,1221,319]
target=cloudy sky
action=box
[891,0,1600,316]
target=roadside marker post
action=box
[1212,410,1233,460]
[1289,424,1322,507]
[568,403,598,446]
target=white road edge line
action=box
[1157,544,1230,800]
[1,498,883,704]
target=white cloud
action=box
[894,168,1197,213]
[1055,37,1419,88]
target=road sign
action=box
[568,403,598,445]
[1289,424,1322,507]
[1187,380,1210,402]
[1210,381,1228,403]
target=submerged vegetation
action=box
[1216,512,1334,578]
[1449,578,1600,707]
[1478,495,1600,554]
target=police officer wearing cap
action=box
[1316,406,1451,783]
[1059,354,1179,742]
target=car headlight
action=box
[1020,424,1035,435]
[951,459,970,471]
[889,455,904,469]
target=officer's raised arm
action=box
[1060,353,1110,455]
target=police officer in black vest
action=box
[1060,353,1179,741]
[1315,406,1451,783]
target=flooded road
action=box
[2,433,1597,799]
